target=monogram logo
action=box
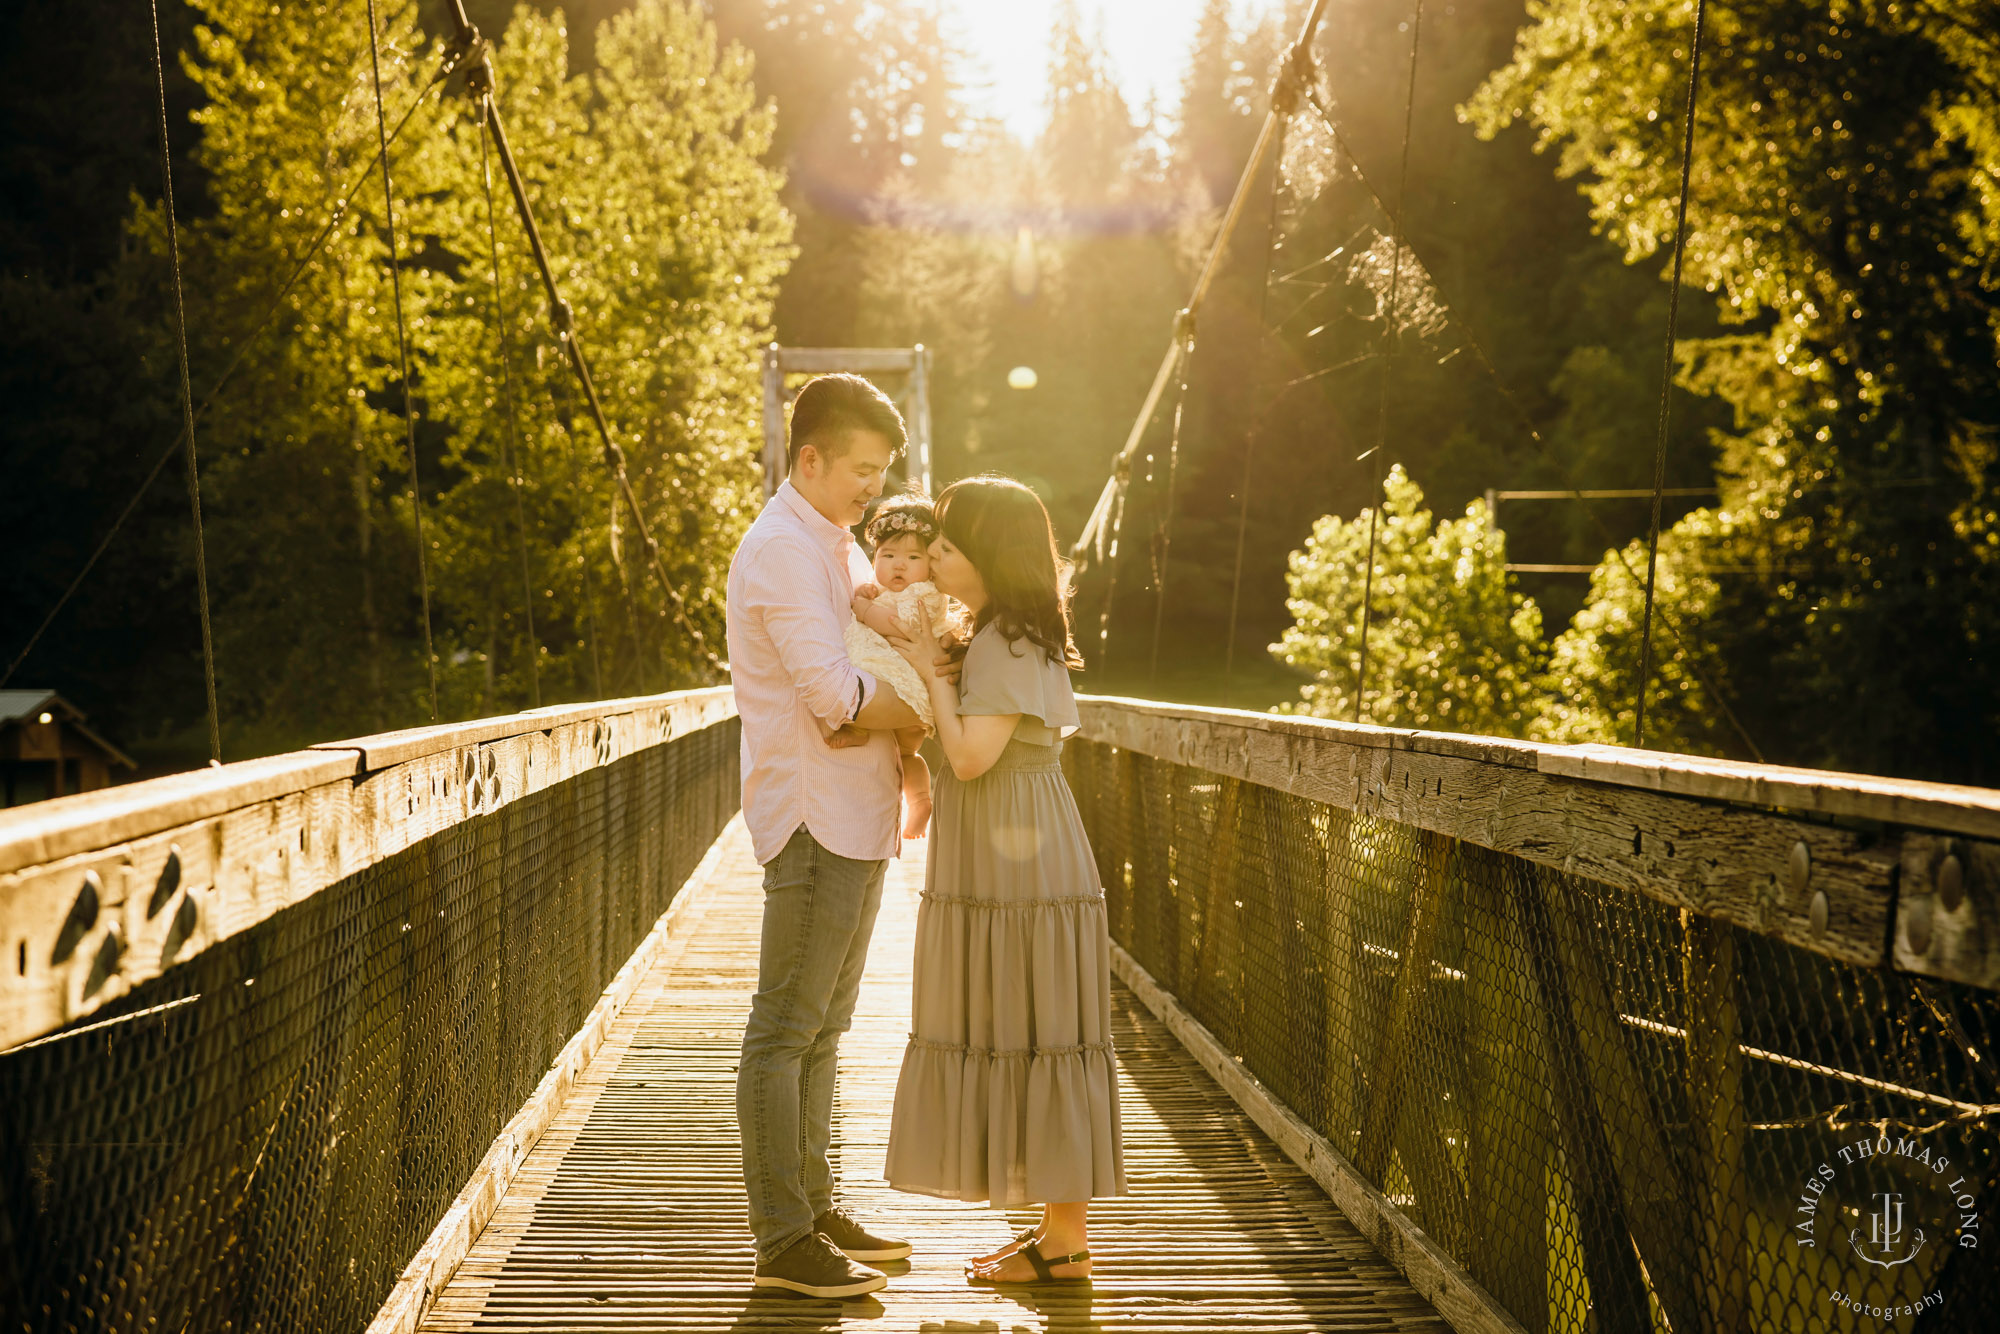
[1794,1133,1982,1318]
[1850,1190,1926,1268]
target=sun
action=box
[939,0,1233,141]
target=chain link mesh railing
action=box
[1066,735,2000,1333]
[0,715,738,1334]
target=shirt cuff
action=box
[851,670,878,723]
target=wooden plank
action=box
[413,825,1451,1333]
[308,686,734,769]
[1110,941,1527,1334]
[1463,847,1554,1331]
[1076,695,2000,840]
[1683,910,1751,1334]
[1076,697,1902,972]
[0,690,740,1050]
[1542,743,2000,842]
[365,817,740,1334]
[0,749,362,876]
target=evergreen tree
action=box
[125,0,460,748]
[707,0,964,347]
[977,0,1191,570]
[1532,512,1739,756]
[427,2,790,702]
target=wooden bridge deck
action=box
[418,818,1449,1333]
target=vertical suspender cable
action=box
[552,372,608,698]
[1224,123,1290,687]
[1353,0,1425,724]
[0,46,469,693]
[147,0,222,765]
[1294,87,1762,761]
[366,0,441,721]
[1147,316,1196,683]
[1092,458,1135,676]
[479,117,541,708]
[1635,0,1709,752]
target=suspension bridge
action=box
[4,1,1999,1331]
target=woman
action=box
[881,475,1126,1285]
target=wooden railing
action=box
[1067,695,1999,1334]
[0,690,741,1334]
[0,689,737,1050]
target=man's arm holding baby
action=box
[741,541,908,740]
[811,582,959,746]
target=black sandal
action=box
[967,1240,1092,1287]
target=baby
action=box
[845,492,951,839]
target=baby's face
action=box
[872,533,930,592]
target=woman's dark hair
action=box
[935,475,1083,670]
[865,489,937,550]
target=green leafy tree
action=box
[1532,510,1740,755]
[127,0,459,748]
[119,0,788,752]
[1468,0,2000,780]
[1272,464,1544,734]
[426,1,791,703]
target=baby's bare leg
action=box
[896,728,933,839]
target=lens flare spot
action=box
[1008,366,1039,391]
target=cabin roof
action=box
[0,690,136,768]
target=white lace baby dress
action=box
[844,581,951,730]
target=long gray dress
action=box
[884,623,1128,1206]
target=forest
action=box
[2,0,1995,785]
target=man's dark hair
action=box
[786,373,907,469]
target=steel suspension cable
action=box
[1073,0,1331,571]
[146,0,222,766]
[479,116,541,708]
[452,10,722,678]
[1148,317,1197,683]
[1292,88,1763,760]
[0,39,470,692]
[1353,0,1425,725]
[1635,0,1710,752]
[366,0,440,722]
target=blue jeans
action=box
[737,826,888,1261]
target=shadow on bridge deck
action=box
[418,818,1448,1332]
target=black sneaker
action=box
[814,1205,914,1261]
[753,1231,888,1299]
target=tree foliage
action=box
[1531,510,1739,756]
[115,0,788,753]
[1468,0,2000,779]
[1273,465,1544,735]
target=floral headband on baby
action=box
[867,503,937,546]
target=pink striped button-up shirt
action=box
[726,480,901,865]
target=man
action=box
[726,373,924,1299]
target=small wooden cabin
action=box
[0,689,135,807]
